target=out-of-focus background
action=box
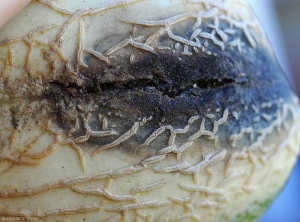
[245,0,300,221]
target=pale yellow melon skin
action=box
[0,0,299,222]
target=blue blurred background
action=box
[246,0,300,221]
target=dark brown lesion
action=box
[30,40,293,157]
[2,18,294,157]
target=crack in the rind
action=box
[47,76,241,100]
[46,51,249,99]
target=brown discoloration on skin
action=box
[2,42,294,155]
[7,43,287,157]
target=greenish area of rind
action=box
[232,198,274,222]
[229,175,296,222]
[223,185,285,222]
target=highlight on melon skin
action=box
[0,0,299,221]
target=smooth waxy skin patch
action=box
[0,0,299,221]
